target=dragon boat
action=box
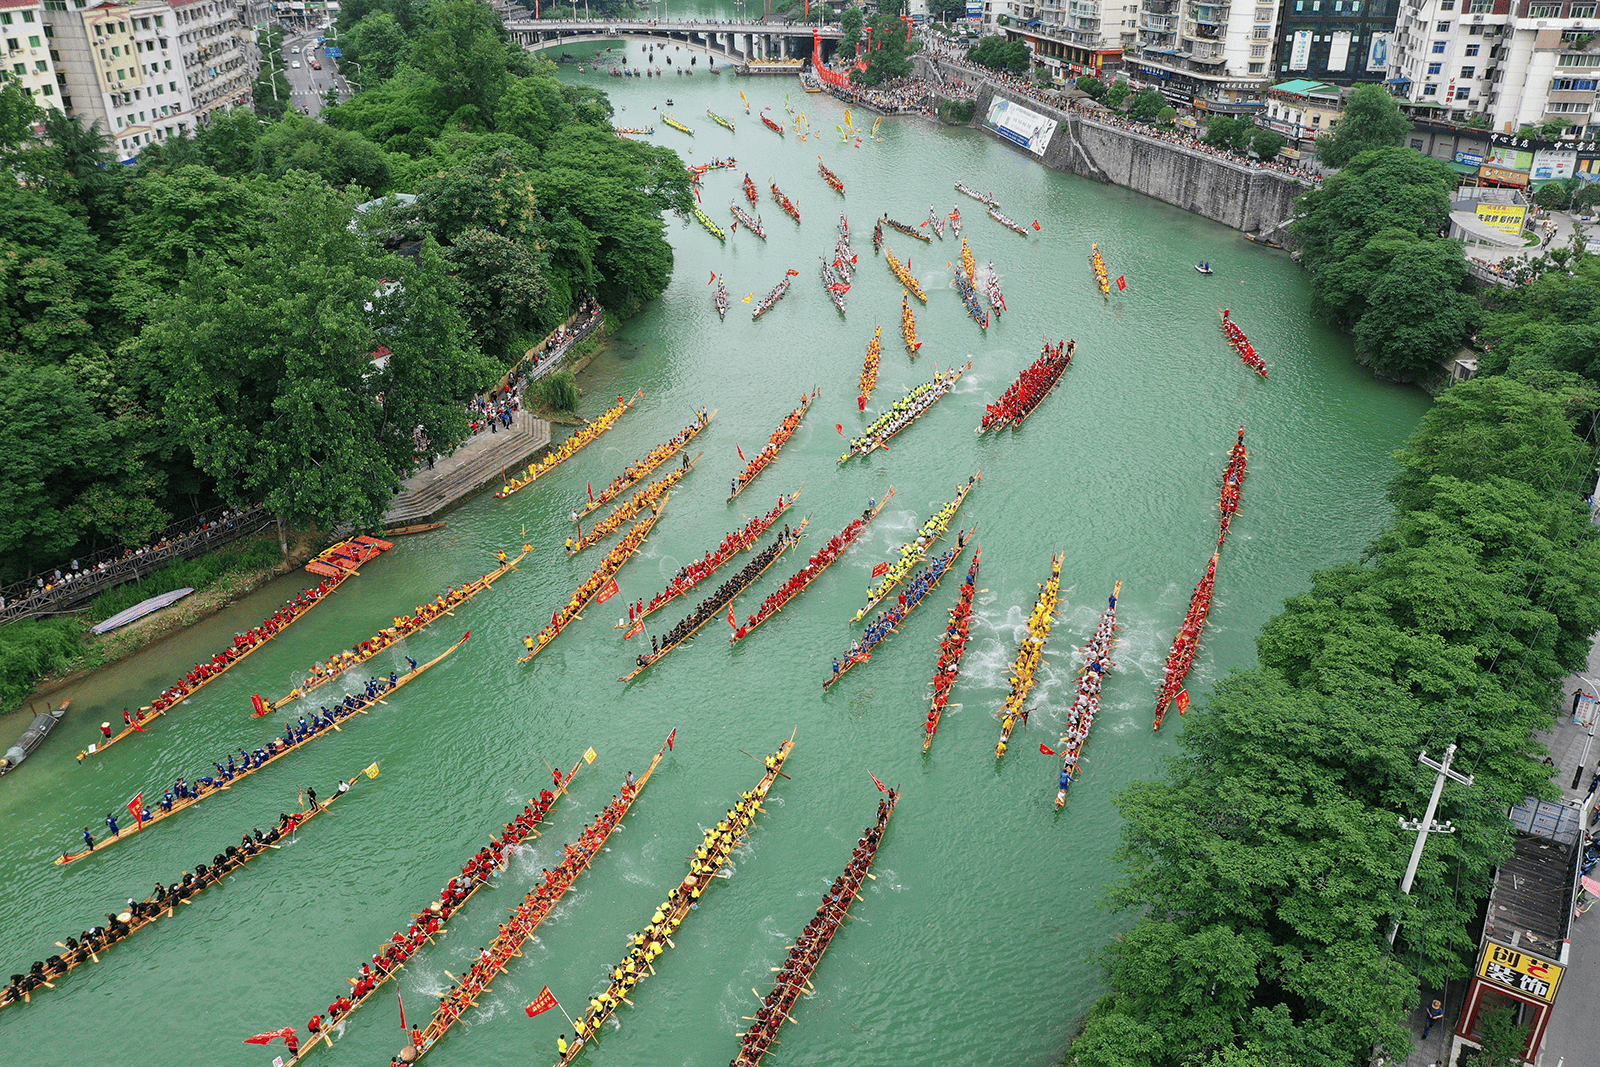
[995,554,1063,759]
[925,547,980,749]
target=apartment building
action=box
[1386,0,1599,139]
[2,0,62,111]
[172,0,255,113]
[1001,0,1138,79]
[1124,0,1283,106]
[1272,0,1399,84]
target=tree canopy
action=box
[966,36,1030,75]
[1315,84,1409,167]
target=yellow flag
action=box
[583,747,598,765]
[364,762,380,779]
[742,293,754,304]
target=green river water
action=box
[0,46,1432,1067]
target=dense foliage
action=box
[965,35,1030,75]
[850,14,920,86]
[1315,84,1409,167]
[1202,115,1286,160]
[0,0,691,581]
[1293,148,1480,380]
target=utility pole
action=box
[1389,743,1473,946]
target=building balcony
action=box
[1141,14,1174,30]
[1189,6,1228,26]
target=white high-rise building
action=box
[1,0,62,112]
[1130,0,1282,105]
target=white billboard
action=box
[1289,30,1312,71]
[984,96,1058,156]
[1367,31,1391,72]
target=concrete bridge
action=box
[501,14,844,64]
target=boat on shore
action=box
[851,477,978,622]
[256,546,530,715]
[407,739,673,1064]
[381,521,446,538]
[729,390,816,501]
[730,201,766,238]
[663,113,694,134]
[729,788,894,1067]
[955,180,998,206]
[980,339,1074,432]
[821,256,849,314]
[818,157,844,194]
[1055,581,1121,807]
[0,699,70,777]
[554,735,794,1066]
[857,326,882,411]
[753,270,800,319]
[840,366,966,462]
[884,246,927,302]
[826,532,972,690]
[995,553,1063,759]
[694,206,727,241]
[91,587,195,635]
[9,773,361,1009]
[1090,243,1111,295]
[619,494,799,629]
[621,522,807,681]
[769,180,801,223]
[60,636,466,865]
[731,492,892,643]
[707,108,736,130]
[568,456,699,556]
[498,390,643,497]
[925,547,980,750]
[575,408,714,520]
[902,293,921,354]
[1220,309,1268,377]
[883,214,931,243]
[520,507,666,664]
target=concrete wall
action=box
[969,82,1306,236]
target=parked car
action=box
[311,60,321,68]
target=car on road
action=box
[291,46,300,53]
[311,60,321,68]
[292,60,301,68]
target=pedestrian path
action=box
[383,411,550,526]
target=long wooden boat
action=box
[826,533,971,690]
[761,109,784,135]
[902,293,922,355]
[839,366,966,462]
[731,788,893,1067]
[1220,309,1268,377]
[520,505,666,664]
[979,339,1073,434]
[614,126,655,135]
[381,522,446,538]
[569,455,699,556]
[1153,552,1217,731]
[821,256,848,315]
[882,214,931,243]
[987,205,1028,235]
[617,493,799,629]
[949,205,962,235]
[729,390,817,501]
[731,491,892,644]
[955,180,998,207]
[663,113,694,134]
[872,217,884,254]
[714,276,730,320]
[553,733,795,1066]
[925,546,980,750]
[927,205,946,239]
[1090,243,1111,295]
[884,246,927,302]
[0,699,70,777]
[730,201,767,239]
[743,172,759,205]
[498,390,643,498]
[57,635,467,865]
[851,477,978,623]
[620,522,807,681]
[707,108,736,130]
[952,263,987,327]
[960,237,976,284]
[1217,425,1247,546]
[7,773,363,1009]
[83,570,357,758]
[833,225,855,284]
[694,206,727,241]
[304,535,390,578]
[288,755,585,1062]
[753,271,798,319]
[857,326,882,411]
[818,157,844,195]
[408,737,674,1065]
[769,180,800,223]
[981,262,1007,313]
[256,546,529,716]
[995,554,1063,759]
[575,408,714,520]
[1055,581,1121,807]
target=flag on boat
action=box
[870,562,890,578]
[597,578,620,604]
[586,481,593,500]
[869,771,887,794]
[743,293,754,303]
[624,618,644,639]
[786,269,800,276]
[525,987,560,1018]
[1116,275,1127,291]
[1033,220,1041,231]
[737,445,746,461]
[244,1027,297,1045]
[1175,689,1190,713]
[364,763,381,779]
[835,423,844,435]
[584,747,598,765]
[127,793,144,827]
[708,270,716,285]
[398,989,407,1031]
[1039,743,1056,756]
[728,602,737,628]
[667,728,676,750]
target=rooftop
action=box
[1269,78,1340,98]
[1480,799,1579,953]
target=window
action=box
[1465,44,1479,55]
[1432,40,1446,53]
[10,62,21,74]
[20,10,32,21]
[27,34,38,46]
[1440,0,1454,7]
[1469,0,1491,10]
[41,83,51,95]
[1461,65,1475,77]
[1528,3,1560,13]
[1436,20,1451,30]
[4,37,15,50]
[1549,101,1590,111]
[1423,82,1438,95]
[1573,2,1598,13]
[0,14,10,25]
[1251,42,1267,55]
[1455,86,1470,98]
[1249,60,1265,71]
[1428,61,1442,73]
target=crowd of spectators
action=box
[1077,109,1321,183]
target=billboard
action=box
[1533,149,1576,180]
[1289,30,1312,71]
[984,96,1058,156]
[1486,145,1533,172]
[966,0,983,15]
[1327,30,1352,72]
[1475,203,1526,234]
[1366,32,1391,72]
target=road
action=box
[276,28,353,119]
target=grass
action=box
[87,538,283,620]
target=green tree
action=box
[1248,127,1286,160]
[966,36,1030,75]
[1315,84,1409,167]
[0,70,43,171]
[1293,148,1455,273]
[147,177,496,531]
[1474,1004,1531,1066]
[1128,88,1167,123]
[1104,78,1130,107]
[1203,115,1251,154]
[850,14,918,85]
[839,6,864,50]
[0,180,113,365]
[441,227,550,360]
[255,115,393,193]
[1351,240,1480,380]
[1075,74,1107,99]
[408,0,516,126]
[928,0,965,21]
[1155,104,1177,126]
[1533,177,1581,210]
[343,11,410,82]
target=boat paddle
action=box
[738,750,791,779]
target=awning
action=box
[1386,76,1411,85]
[1025,18,1042,25]
[1446,160,1479,174]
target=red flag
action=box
[128,793,145,828]
[728,602,737,628]
[667,728,676,751]
[870,562,890,579]
[525,986,559,1018]
[597,578,620,604]
[1116,275,1127,291]
[708,270,717,285]
[694,184,702,203]
[244,1027,297,1045]
[1039,743,1057,756]
[1175,689,1191,713]
[625,618,645,639]
[1032,220,1041,231]
[835,423,845,435]
[869,772,887,794]
[398,989,407,1031]
[737,445,746,461]
[586,481,593,500]
[785,268,800,276]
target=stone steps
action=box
[383,417,552,526]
